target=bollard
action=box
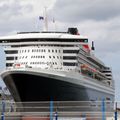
[54,111,58,120]
[1,112,5,120]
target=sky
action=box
[0,0,120,101]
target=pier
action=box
[0,100,118,120]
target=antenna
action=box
[43,7,48,31]
[91,41,95,51]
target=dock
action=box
[1,100,119,120]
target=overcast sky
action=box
[0,0,120,101]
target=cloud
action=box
[0,0,33,21]
[0,0,56,35]
[51,0,120,23]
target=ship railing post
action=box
[1,99,5,120]
[114,102,117,120]
[50,97,53,120]
[101,98,106,120]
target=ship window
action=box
[49,56,51,58]
[57,56,59,59]
[63,56,76,60]
[53,56,55,58]
[55,50,57,53]
[5,50,18,54]
[63,62,76,66]
[59,50,61,53]
[6,57,14,60]
[48,50,50,52]
[63,50,79,53]
[106,97,110,100]
[52,50,54,52]
[6,63,13,67]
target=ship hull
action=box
[2,72,89,102]
[1,69,114,102]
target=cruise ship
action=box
[0,28,114,102]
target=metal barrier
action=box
[0,100,118,120]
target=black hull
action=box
[2,72,114,102]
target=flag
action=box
[39,16,44,20]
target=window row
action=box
[19,50,30,53]
[19,56,63,59]
[20,62,63,65]
[30,62,59,65]
[3,38,88,43]
[49,56,62,59]
[31,56,45,58]
[19,56,28,59]
[32,49,61,53]
[19,49,61,53]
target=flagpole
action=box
[53,17,57,31]
[44,7,48,31]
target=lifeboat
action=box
[81,64,96,73]
[13,63,26,68]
